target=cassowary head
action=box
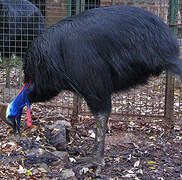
[6,83,33,133]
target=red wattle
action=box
[26,108,32,127]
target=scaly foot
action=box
[71,156,105,179]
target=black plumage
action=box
[0,0,45,58]
[23,5,182,169]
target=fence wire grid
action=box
[0,0,182,123]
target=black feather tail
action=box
[167,58,182,79]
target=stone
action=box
[53,151,68,162]
[47,120,71,151]
[48,120,71,129]
[61,169,76,179]
[49,130,67,151]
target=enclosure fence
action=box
[0,0,181,124]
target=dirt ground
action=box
[0,102,181,180]
[0,66,182,179]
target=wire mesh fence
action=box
[175,0,182,121]
[0,0,181,123]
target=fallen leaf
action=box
[17,165,27,174]
[146,161,157,164]
[134,160,140,167]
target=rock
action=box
[53,151,68,162]
[47,120,71,151]
[24,148,58,167]
[25,148,45,157]
[48,120,71,129]
[37,162,50,172]
[62,169,76,179]
[49,129,67,151]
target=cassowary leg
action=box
[92,113,108,166]
[73,113,109,176]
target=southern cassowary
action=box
[0,0,45,58]
[6,5,182,172]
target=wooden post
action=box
[164,0,178,123]
[72,95,82,126]
[165,73,175,122]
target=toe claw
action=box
[96,165,102,175]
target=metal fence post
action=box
[81,0,85,12]
[76,0,81,14]
[111,0,116,5]
[67,0,72,16]
[164,0,178,123]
